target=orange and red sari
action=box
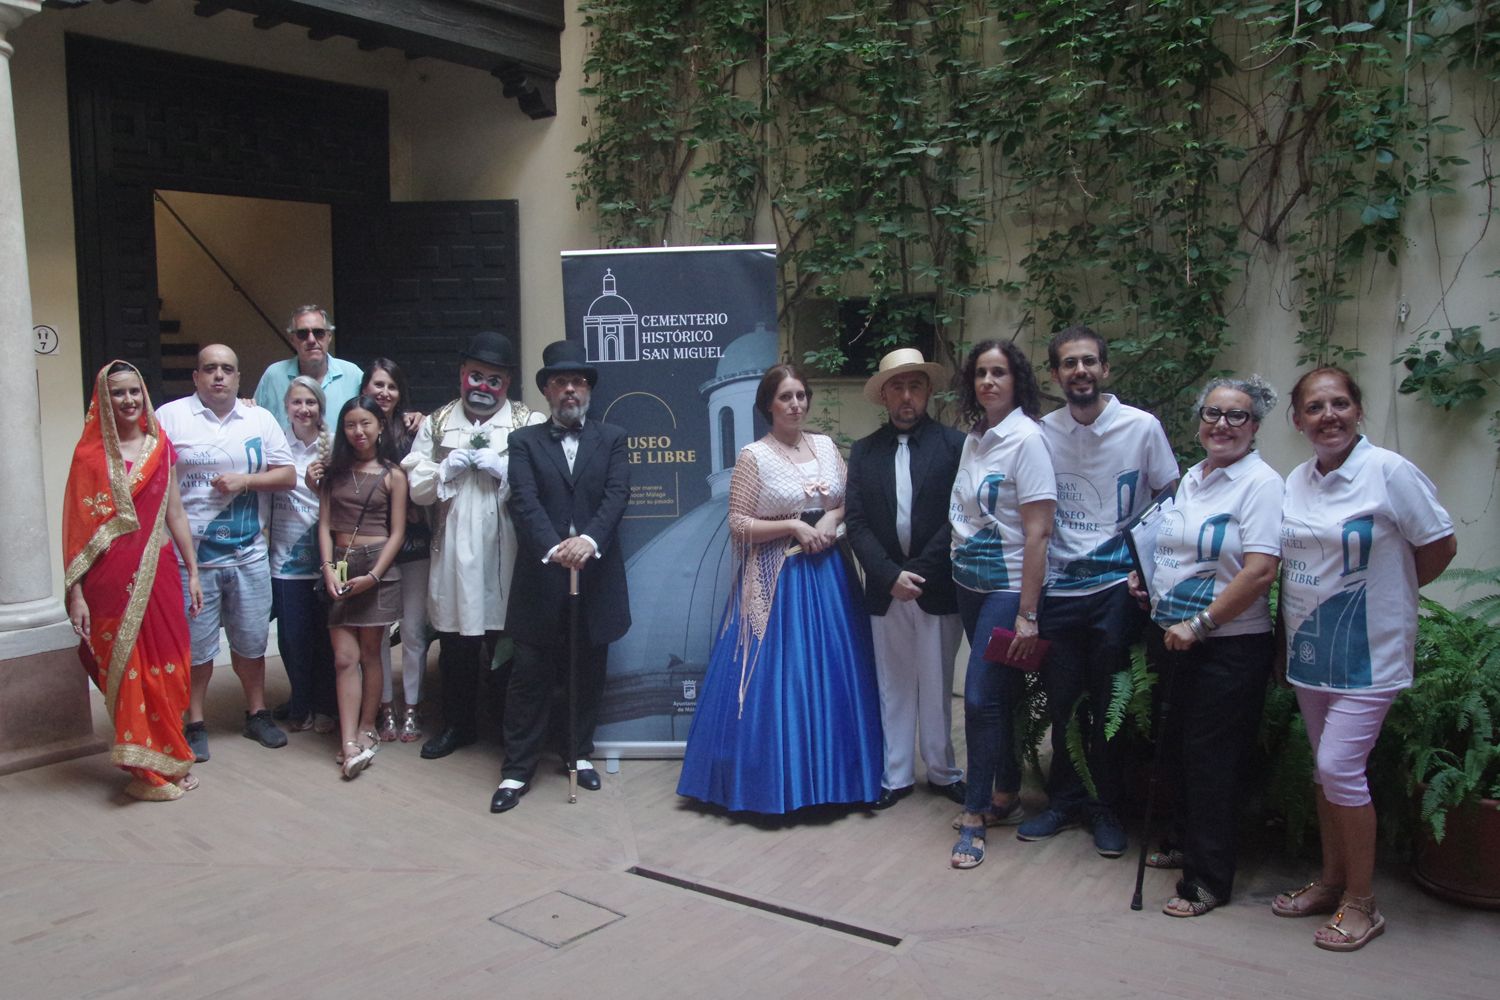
[63,363,194,800]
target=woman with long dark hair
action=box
[362,358,433,742]
[318,395,407,778]
[946,340,1055,868]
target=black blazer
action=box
[505,419,632,648]
[845,416,965,617]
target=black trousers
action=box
[500,637,608,783]
[1038,584,1143,813]
[436,631,496,740]
[1148,626,1274,902]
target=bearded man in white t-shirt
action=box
[1015,326,1179,858]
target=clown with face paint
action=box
[401,332,546,759]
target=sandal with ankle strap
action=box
[1315,893,1385,952]
[1272,878,1343,918]
[951,824,985,870]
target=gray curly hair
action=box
[1195,373,1278,423]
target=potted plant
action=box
[1382,567,1500,908]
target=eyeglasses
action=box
[1199,406,1252,427]
[294,327,329,341]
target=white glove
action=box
[439,449,474,483]
[471,448,508,484]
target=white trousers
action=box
[379,558,433,705]
[870,600,964,790]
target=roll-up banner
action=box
[559,245,778,757]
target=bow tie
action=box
[548,421,582,442]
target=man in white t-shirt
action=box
[1016,326,1179,857]
[157,345,296,763]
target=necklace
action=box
[769,433,829,499]
[351,467,371,495]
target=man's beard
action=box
[1063,377,1099,407]
[555,398,589,424]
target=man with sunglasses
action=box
[402,332,546,759]
[252,305,364,430]
[1015,325,1178,858]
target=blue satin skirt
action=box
[677,546,884,814]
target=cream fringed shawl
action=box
[725,434,846,715]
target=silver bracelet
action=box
[1199,608,1219,632]
[1185,616,1208,642]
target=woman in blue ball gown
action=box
[678,364,883,813]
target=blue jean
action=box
[956,587,1024,815]
[271,577,336,719]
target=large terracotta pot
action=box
[1412,795,1500,909]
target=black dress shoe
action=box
[420,726,476,760]
[490,782,529,813]
[928,779,968,805]
[871,785,914,810]
[574,767,602,791]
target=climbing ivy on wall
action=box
[574,0,1499,447]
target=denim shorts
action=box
[182,561,273,664]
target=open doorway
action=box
[153,191,332,404]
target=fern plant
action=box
[1383,568,1500,843]
[1064,644,1155,801]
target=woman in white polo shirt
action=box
[1130,375,1283,917]
[1272,367,1456,951]
[947,339,1056,869]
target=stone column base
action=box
[0,620,105,776]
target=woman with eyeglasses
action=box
[1127,375,1284,917]
[1270,367,1455,952]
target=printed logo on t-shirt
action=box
[952,471,1012,592]
[1284,513,1375,688]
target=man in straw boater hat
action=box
[845,348,968,810]
[490,340,631,814]
[402,331,546,760]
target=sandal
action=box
[376,704,398,742]
[951,824,986,870]
[1146,847,1186,869]
[1315,893,1385,952]
[1272,878,1344,918]
[950,799,1025,830]
[342,740,376,780]
[1163,881,1220,918]
[398,705,423,743]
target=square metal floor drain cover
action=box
[491,891,624,948]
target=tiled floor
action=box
[1,661,1495,999]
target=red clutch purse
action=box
[983,627,1051,671]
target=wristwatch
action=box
[1020,610,1038,622]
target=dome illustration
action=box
[597,321,779,741]
[584,269,640,363]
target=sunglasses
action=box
[1198,406,1252,427]
[294,327,329,341]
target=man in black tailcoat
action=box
[490,340,631,813]
[845,348,968,810]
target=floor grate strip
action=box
[627,865,902,947]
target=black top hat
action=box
[460,331,519,370]
[535,340,599,392]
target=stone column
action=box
[0,0,105,774]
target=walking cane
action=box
[567,564,581,804]
[1131,647,1178,910]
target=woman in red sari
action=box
[64,361,204,800]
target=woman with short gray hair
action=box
[1128,373,1284,916]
